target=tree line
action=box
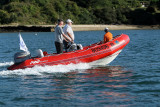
[0,0,160,25]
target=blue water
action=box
[0,30,160,106]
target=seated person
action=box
[103,27,113,43]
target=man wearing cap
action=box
[54,19,72,54]
[103,27,113,43]
[63,19,74,51]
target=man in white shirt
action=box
[63,19,74,51]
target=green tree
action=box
[0,10,10,24]
[0,0,159,25]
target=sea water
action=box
[0,30,160,106]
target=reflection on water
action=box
[79,66,133,105]
[16,66,134,106]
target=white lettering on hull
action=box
[30,60,40,64]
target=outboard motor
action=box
[35,49,44,58]
[14,51,31,64]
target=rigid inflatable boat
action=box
[8,34,130,70]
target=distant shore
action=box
[0,24,159,32]
[71,25,160,31]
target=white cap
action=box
[66,19,73,23]
[104,27,109,31]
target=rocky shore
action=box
[0,25,159,32]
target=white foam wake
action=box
[0,63,91,76]
[0,62,14,67]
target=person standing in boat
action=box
[54,19,72,54]
[63,19,74,51]
[103,27,113,43]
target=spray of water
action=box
[0,62,91,76]
[0,61,14,67]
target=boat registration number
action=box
[91,45,109,53]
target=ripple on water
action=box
[0,30,160,106]
[0,101,6,105]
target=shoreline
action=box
[71,25,160,31]
[0,24,160,32]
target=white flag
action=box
[19,33,28,52]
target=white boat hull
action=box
[90,50,122,66]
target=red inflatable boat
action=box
[8,34,130,70]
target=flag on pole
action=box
[19,33,29,52]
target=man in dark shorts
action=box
[54,19,72,54]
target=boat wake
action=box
[0,61,14,67]
[0,62,91,77]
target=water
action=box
[0,30,160,106]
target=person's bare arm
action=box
[63,37,68,42]
[62,33,71,42]
[67,32,73,41]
